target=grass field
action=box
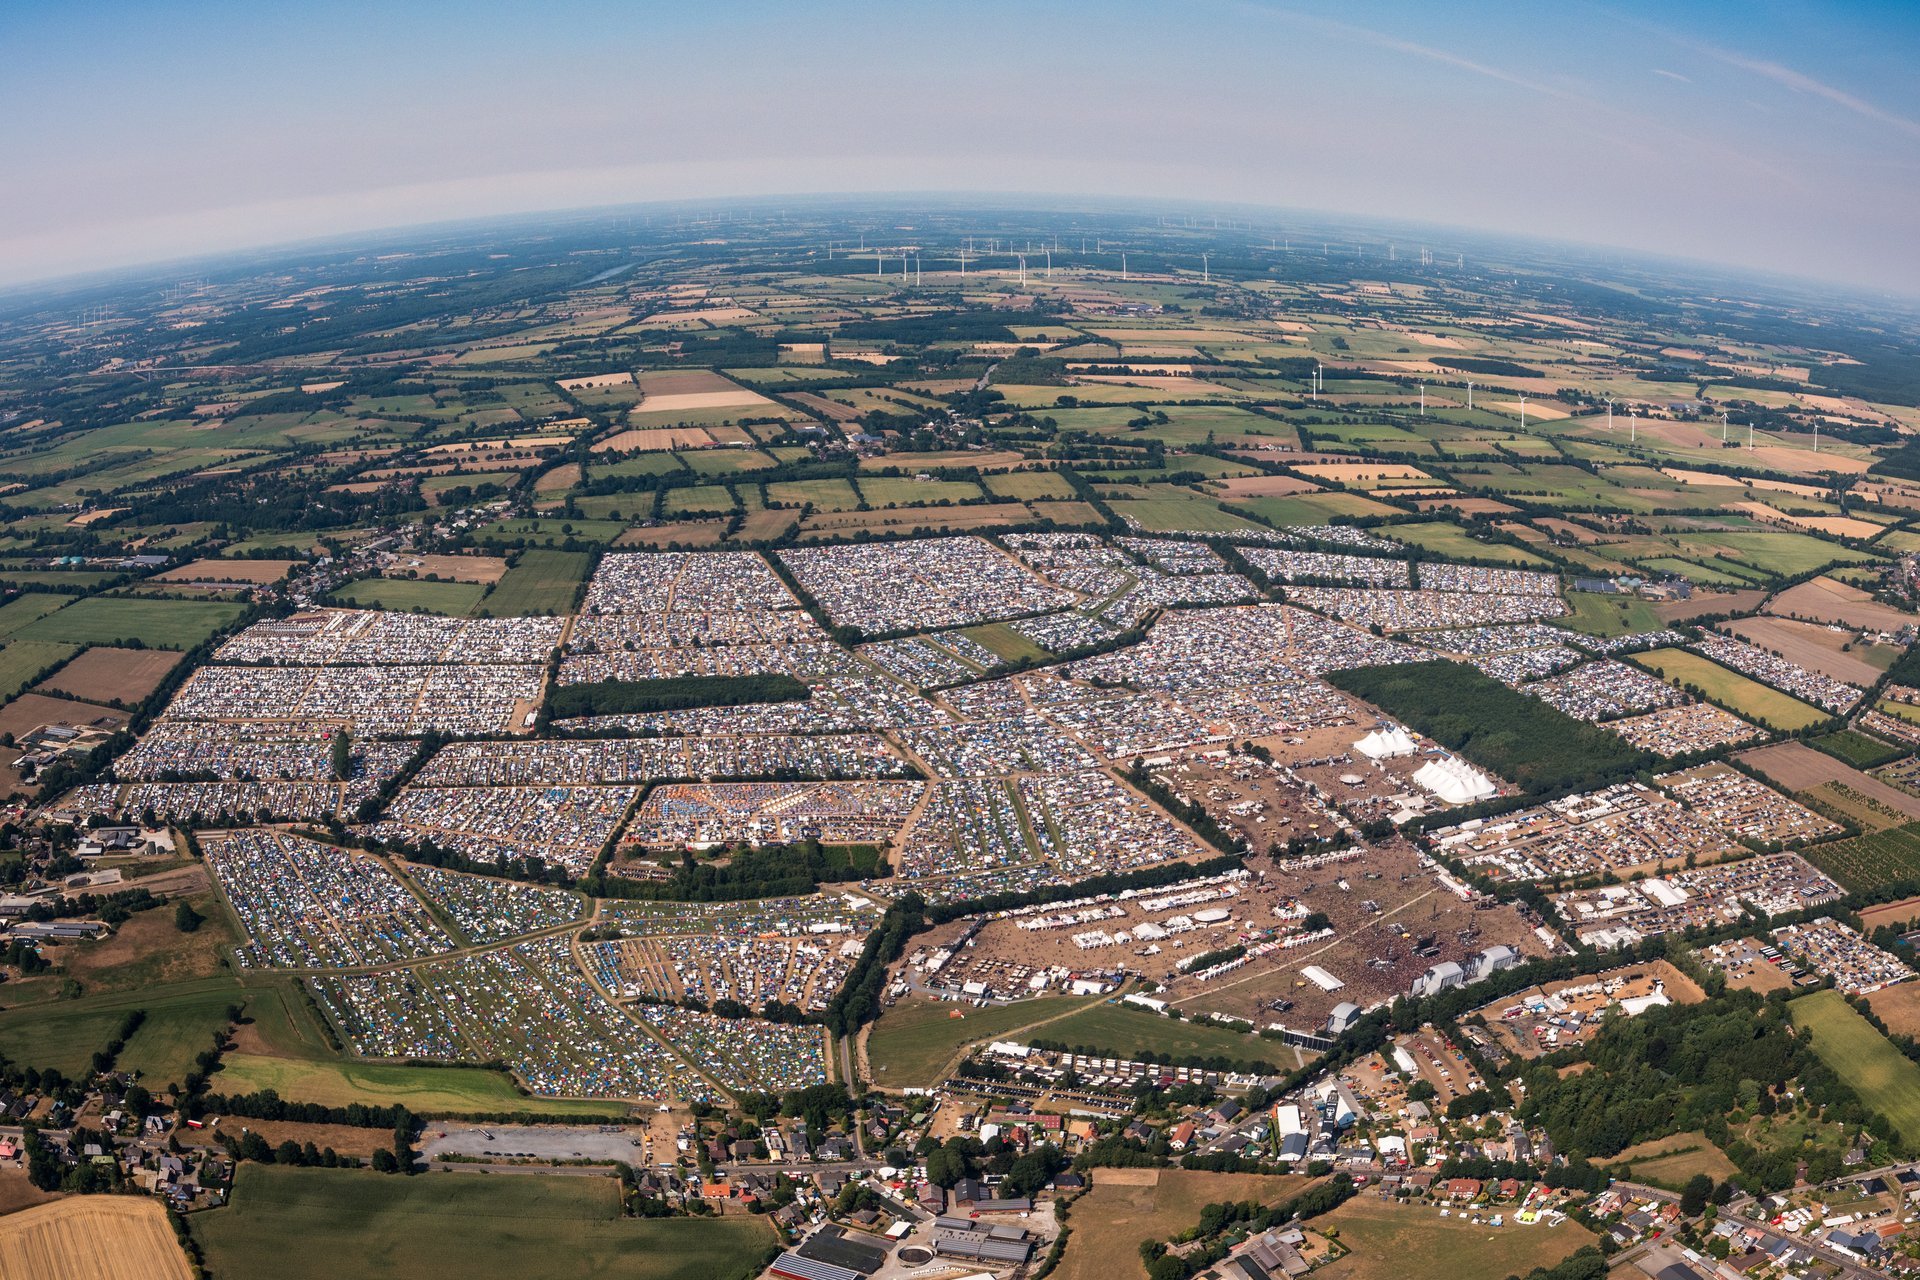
[481,549,592,616]
[1559,591,1664,637]
[1386,521,1551,566]
[1599,1131,1740,1189]
[1629,648,1828,731]
[766,478,861,511]
[0,1195,193,1280]
[1100,493,1266,534]
[194,1166,773,1280]
[213,1052,629,1117]
[859,476,985,506]
[1313,1194,1596,1280]
[1033,1002,1283,1070]
[1791,989,1920,1146]
[1054,1170,1312,1280]
[12,597,244,649]
[0,639,78,698]
[963,621,1050,663]
[0,981,239,1084]
[984,471,1076,501]
[866,995,1101,1088]
[0,592,69,638]
[330,578,486,615]
[1227,491,1400,525]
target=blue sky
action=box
[4,0,1918,294]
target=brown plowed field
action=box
[1769,575,1918,632]
[1737,741,1920,820]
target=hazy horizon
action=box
[7,0,1919,295]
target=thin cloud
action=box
[1650,68,1691,83]
[1681,37,1920,141]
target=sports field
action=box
[193,1166,773,1280]
[0,1195,193,1280]
[1629,648,1827,731]
[1790,989,1920,1146]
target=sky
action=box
[4,0,1919,295]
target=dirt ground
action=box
[0,1195,193,1280]
[1768,576,1918,633]
[1722,615,1887,685]
[1698,937,1797,995]
[1169,840,1547,1033]
[786,392,861,422]
[1470,959,1704,1059]
[36,649,183,704]
[1740,741,1920,820]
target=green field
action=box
[1388,520,1550,566]
[1559,590,1665,637]
[12,596,245,649]
[1099,493,1266,533]
[1032,1002,1282,1070]
[1629,648,1828,731]
[329,578,486,616]
[214,1052,629,1117]
[963,621,1050,663]
[0,981,239,1084]
[1226,491,1400,525]
[1811,728,1910,770]
[481,549,592,616]
[1791,989,1920,1146]
[0,639,78,697]
[984,471,1076,501]
[0,592,69,638]
[859,476,984,506]
[680,448,776,476]
[194,1166,774,1280]
[867,995,1101,1088]
[766,478,861,511]
[1672,530,1876,580]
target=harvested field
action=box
[1653,589,1768,622]
[1869,982,1920,1038]
[1053,1170,1312,1280]
[1723,615,1887,685]
[1860,896,1920,930]
[1211,474,1322,499]
[1739,741,1920,820]
[0,692,124,740]
[1313,1194,1594,1280]
[1769,575,1919,632]
[156,558,298,585]
[591,427,713,454]
[786,391,861,422]
[533,463,580,493]
[383,553,508,584]
[556,372,633,391]
[1599,1131,1740,1189]
[0,1195,193,1280]
[1293,461,1434,484]
[35,648,181,704]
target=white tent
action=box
[1355,726,1418,760]
[1412,757,1496,805]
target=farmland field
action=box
[194,1166,773,1280]
[1802,821,1920,894]
[0,1196,193,1280]
[481,549,592,616]
[1629,648,1827,731]
[0,982,239,1084]
[12,597,245,649]
[330,578,485,615]
[0,592,69,638]
[35,646,183,704]
[0,640,78,698]
[1810,728,1909,770]
[1790,989,1920,1146]
[1053,1170,1313,1280]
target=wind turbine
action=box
[1466,381,1474,411]
[1018,254,1026,287]
[1419,383,1425,416]
[1605,398,1614,431]
[1201,253,1210,285]
[1519,394,1528,430]
[1721,411,1729,444]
